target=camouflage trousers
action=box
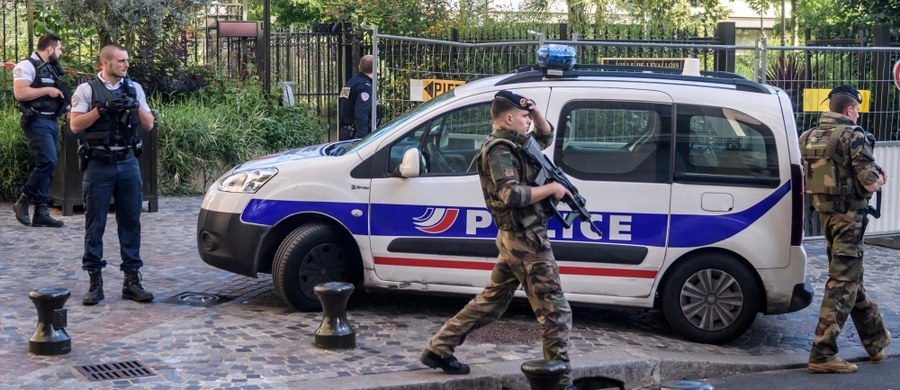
[810,209,890,363]
[427,230,574,386]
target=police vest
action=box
[19,57,64,115]
[83,77,139,147]
[478,137,548,231]
[798,124,869,213]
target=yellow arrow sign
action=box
[803,88,870,113]
[421,79,465,101]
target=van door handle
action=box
[701,192,734,212]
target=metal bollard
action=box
[660,380,714,390]
[313,282,356,349]
[521,359,568,390]
[28,287,72,355]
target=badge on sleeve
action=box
[13,67,22,77]
[72,95,79,107]
[361,92,370,102]
[339,87,350,99]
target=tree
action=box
[795,0,899,40]
[318,0,453,36]
[246,0,325,28]
[57,0,207,48]
[57,0,212,96]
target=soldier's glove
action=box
[113,96,140,111]
[96,96,139,116]
[96,100,120,116]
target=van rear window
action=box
[674,105,779,187]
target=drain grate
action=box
[75,360,156,381]
[162,291,232,307]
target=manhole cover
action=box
[75,360,156,381]
[162,292,232,307]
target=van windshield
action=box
[337,91,456,156]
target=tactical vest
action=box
[19,56,64,116]
[798,124,869,213]
[83,77,139,147]
[478,136,548,231]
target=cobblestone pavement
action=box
[0,197,897,389]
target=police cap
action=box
[827,85,862,103]
[494,90,531,111]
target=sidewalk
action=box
[0,197,897,389]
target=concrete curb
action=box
[296,345,896,389]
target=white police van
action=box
[197,50,813,344]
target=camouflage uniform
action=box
[427,125,574,386]
[800,111,890,364]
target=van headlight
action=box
[217,167,278,193]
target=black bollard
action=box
[521,359,568,390]
[313,282,355,349]
[660,380,714,390]
[28,288,72,355]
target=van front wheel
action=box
[272,224,363,311]
[661,254,760,344]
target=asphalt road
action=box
[705,357,900,390]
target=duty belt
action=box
[89,148,133,162]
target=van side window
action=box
[557,101,672,183]
[674,105,779,187]
[387,102,492,175]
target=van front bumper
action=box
[197,207,268,277]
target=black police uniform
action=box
[13,53,69,227]
[338,72,373,140]
[77,75,153,305]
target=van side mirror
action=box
[398,148,422,177]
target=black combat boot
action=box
[122,270,154,302]
[82,270,104,306]
[420,350,470,375]
[13,193,31,226]
[31,204,64,227]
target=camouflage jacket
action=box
[477,125,553,232]
[799,111,880,213]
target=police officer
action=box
[338,54,374,140]
[69,45,156,306]
[800,85,890,374]
[421,90,576,389]
[11,34,69,227]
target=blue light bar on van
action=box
[536,44,576,75]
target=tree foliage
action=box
[321,0,453,35]
[796,0,899,39]
[57,0,207,48]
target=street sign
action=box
[599,57,685,70]
[894,59,900,91]
[802,88,871,113]
[409,79,465,102]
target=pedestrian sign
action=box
[409,79,465,102]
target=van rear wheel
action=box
[272,223,363,311]
[661,253,760,344]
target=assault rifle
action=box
[864,131,882,221]
[522,137,603,237]
[37,62,72,118]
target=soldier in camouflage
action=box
[421,90,576,389]
[800,85,890,374]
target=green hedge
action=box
[0,83,324,201]
[0,106,32,201]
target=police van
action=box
[197,49,813,344]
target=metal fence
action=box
[368,34,900,235]
[372,34,900,141]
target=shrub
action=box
[156,80,324,194]
[0,79,323,199]
[0,106,31,201]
